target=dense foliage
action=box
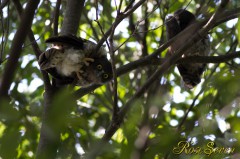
[0,0,240,159]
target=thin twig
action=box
[141,3,149,56]
[177,64,218,131]
[124,0,135,13]
[178,51,240,64]
[94,0,147,53]
[94,4,120,121]
[136,6,240,36]
[0,0,9,10]
[95,0,99,21]
[94,20,112,59]
[177,29,237,130]
[0,0,9,63]
[109,16,119,122]
[101,0,230,141]
[114,1,159,51]
[74,4,239,100]
[0,9,4,63]
[113,0,118,11]
[0,0,40,98]
[118,0,123,13]
[13,0,52,89]
[83,11,99,41]
[74,51,240,100]
[114,20,141,52]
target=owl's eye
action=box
[97,64,102,70]
[103,74,109,79]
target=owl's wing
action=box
[165,9,196,41]
[165,15,181,40]
[46,34,85,49]
[165,9,210,89]
[165,11,202,54]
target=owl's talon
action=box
[76,72,83,81]
[83,58,94,66]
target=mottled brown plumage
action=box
[165,9,210,89]
[38,35,112,86]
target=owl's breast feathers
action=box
[55,48,86,76]
[165,9,210,89]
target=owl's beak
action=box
[96,70,104,77]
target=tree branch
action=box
[12,0,52,90]
[74,50,240,100]
[109,12,120,124]
[177,37,238,131]
[53,0,61,36]
[95,0,147,52]
[37,1,86,158]
[61,0,85,35]
[0,0,9,10]
[214,7,240,27]
[83,10,99,41]
[102,0,230,141]
[177,64,218,131]
[78,1,237,156]
[0,0,40,98]
[178,52,240,64]
[36,89,60,159]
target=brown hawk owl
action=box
[38,35,113,86]
[165,9,210,89]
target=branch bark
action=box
[61,0,85,35]
[36,89,60,159]
[0,0,40,99]
[73,51,240,101]
[0,0,9,10]
[36,1,85,158]
[74,5,240,100]
[95,0,147,52]
[102,0,230,142]
[53,0,62,36]
[12,0,51,88]
[109,14,120,126]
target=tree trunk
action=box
[36,0,85,158]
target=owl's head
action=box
[178,63,206,89]
[76,57,113,86]
[91,57,113,83]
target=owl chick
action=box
[38,35,113,86]
[165,9,210,89]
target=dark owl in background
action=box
[165,9,210,89]
[38,35,113,86]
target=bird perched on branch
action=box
[165,9,210,89]
[38,34,113,86]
